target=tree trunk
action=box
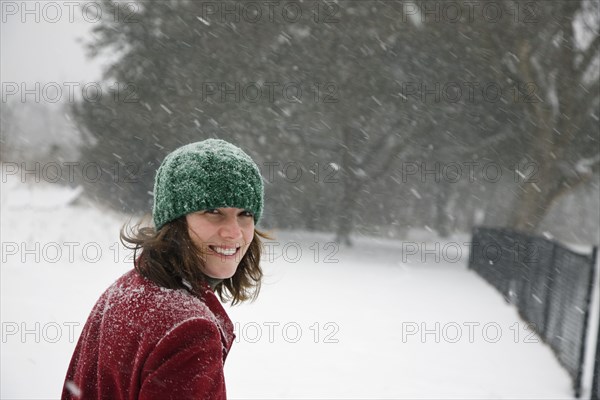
[335,179,360,246]
[508,156,562,232]
[509,182,552,232]
[434,180,458,238]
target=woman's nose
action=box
[219,217,243,239]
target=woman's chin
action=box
[204,265,237,280]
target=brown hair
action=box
[120,216,270,305]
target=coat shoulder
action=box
[102,270,215,330]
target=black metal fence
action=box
[468,227,598,398]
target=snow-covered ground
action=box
[0,169,582,399]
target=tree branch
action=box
[577,34,600,78]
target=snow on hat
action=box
[152,139,264,229]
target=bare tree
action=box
[479,0,600,231]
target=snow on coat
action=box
[62,269,235,399]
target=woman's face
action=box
[186,207,255,279]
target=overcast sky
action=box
[1,5,104,85]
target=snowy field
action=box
[0,172,580,399]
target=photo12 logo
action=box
[1,1,140,24]
[398,1,540,24]
[263,241,340,263]
[197,1,340,24]
[261,161,340,184]
[199,81,339,104]
[399,160,539,184]
[1,241,135,264]
[234,321,340,344]
[397,81,540,104]
[2,321,80,344]
[1,161,142,184]
[401,321,540,344]
[2,82,139,104]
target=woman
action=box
[62,139,267,399]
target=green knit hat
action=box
[152,139,264,229]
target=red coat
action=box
[62,269,235,400]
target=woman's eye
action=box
[240,210,253,218]
[204,209,220,215]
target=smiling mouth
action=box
[209,245,240,257]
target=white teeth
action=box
[212,246,238,256]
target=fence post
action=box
[542,240,557,340]
[593,321,600,400]
[591,247,599,400]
